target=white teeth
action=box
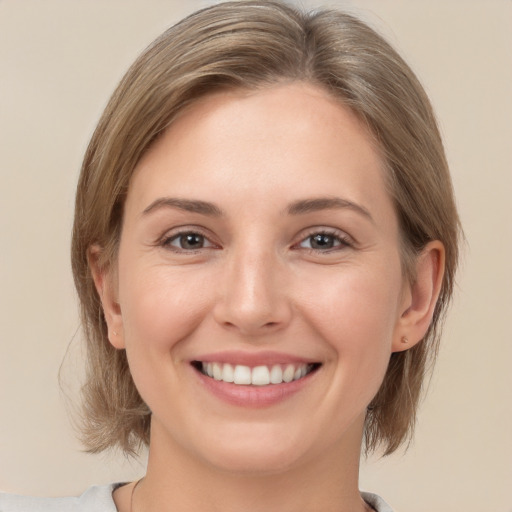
[200,362,315,385]
[283,364,295,383]
[252,366,270,386]
[233,365,252,385]
[222,363,234,383]
[213,363,222,381]
[269,365,283,384]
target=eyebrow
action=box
[141,195,373,222]
[287,197,374,222]
[142,197,224,217]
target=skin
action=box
[92,82,444,512]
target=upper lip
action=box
[191,350,320,367]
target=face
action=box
[108,83,410,474]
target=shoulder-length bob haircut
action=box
[72,0,461,456]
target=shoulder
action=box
[0,483,120,512]
[361,491,395,512]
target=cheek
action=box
[116,262,215,412]
[302,262,402,335]
[297,260,403,378]
[118,262,212,354]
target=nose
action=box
[213,245,292,336]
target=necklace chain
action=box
[128,477,375,512]
[130,478,143,512]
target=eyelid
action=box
[157,225,220,251]
[154,225,354,253]
[292,227,354,251]
[168,233,215,248]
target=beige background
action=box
[0,1,511,511]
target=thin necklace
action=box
[130,478,143,512]
[129,477,374,512]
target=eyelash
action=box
[159,228,216,253]
[158,228,353,254]
[293,229,353,253]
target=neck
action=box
[130,416,370,512]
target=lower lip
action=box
[193,367,317,408]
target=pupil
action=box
[311,234,333,249]
[181,233,203,249]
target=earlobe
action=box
[392,240,445,353]
[88,245,125,349]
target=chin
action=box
[203,445,304,476]
[191,423,312,476]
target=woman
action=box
[0,1,460,511]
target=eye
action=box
[297,231,351,251]
[163,231,215,251]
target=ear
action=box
[392,240,445,353]
[88,245,125,349]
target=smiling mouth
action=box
[192,361,321,386]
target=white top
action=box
[0,484,394,511]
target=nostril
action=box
[213,292,292,335]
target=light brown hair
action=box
[71,0,461,456]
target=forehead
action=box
[126,82,393,223]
